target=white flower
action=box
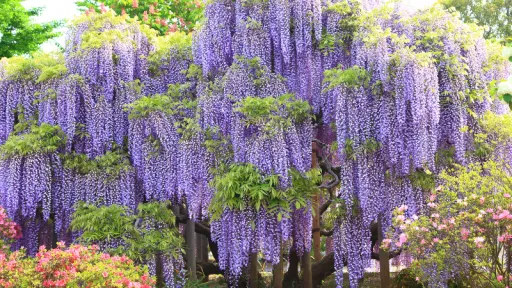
[498,80,512,97]
[503,46,512,60]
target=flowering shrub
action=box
[76,0,204,34]
[0,207,22,243]
[0,207,155,288]
[0,243,156,288]
[384,161,512,287]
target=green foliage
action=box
[61,148,132,180]
[321,0,361,54]
[439,0,512,40]
[75,0,204,34]
[210,164,320,221]
[323,65,371,91]
[1,53,65,82]
[386,160,512,288]
[148,32,193,75]
[391,268,423,288]
[81,29,131,50]
[125,88,197,120]
[408,169,435,191]
[0,0,62,58]
[234,94,311,135]
[0,123,66,159]
[70,11,157,51]
[341,138,380,160]
[71,201,184,264]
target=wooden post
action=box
[272,239,284,288]
[301,141,318,288]
[186,219,197,281]
[311,142,321,262]
[301,252,313,288]
[249,253,259,288]
[378,215,391,288]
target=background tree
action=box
[438,0,512,40]
[75,0,204,34]
[0,0,61,58]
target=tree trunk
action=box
[283,247,300,287]
[301,252,313,288]
[311,252,335,287]
[312,142,322,263]
[273,241,284,288]
[186,218,197,281]
[378,216,391,288]
[249,253,259,288]
[155,253,164,288]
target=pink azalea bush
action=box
[384,161,512,288]
[0,206,155,288]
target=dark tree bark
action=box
[311,252,335,287]
[283,248,301,287]
[186,218,197,281]
[378,217,391,288]
[301,252,313,288]
[249,253,259,288]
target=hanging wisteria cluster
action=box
[0,1,510,287]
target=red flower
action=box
[132,0,139,8]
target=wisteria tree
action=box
[0,0,511,288]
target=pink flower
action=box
[121,8,126,16]
[499,235,505,242]
[143,11,148,22]
[474,237,485,248]
[461,228,470,240]
[480,197,485,204]
[103,271,108,278]
[381,239,391,249]
[498,210,511,220]
[415,277,420,282]
[399,233,408,244]
[398,205,408,212]
[149,4,155,14]
[132,0,139,8]
[433,238,439,243]
[498,275,504,282]
[431,213,440,218]
[396,215,405,222]
[506,194,511,198]
[430,194,436,201]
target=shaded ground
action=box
[205,272,384,287]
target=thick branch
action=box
[371,249,402,261]
[311,252,335,287]
[171,209,211,236]
[196,261,222,277]
[313,139,340,190]
[319,199,332,215]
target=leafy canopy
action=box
[234,93,312,135]
[323,65,371,91]
[0,0,62,58]
[209,164,321,221]
[439,0,512,40]
[0,123,66,159]
[75,0,204,34]
[71,201,184,264]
